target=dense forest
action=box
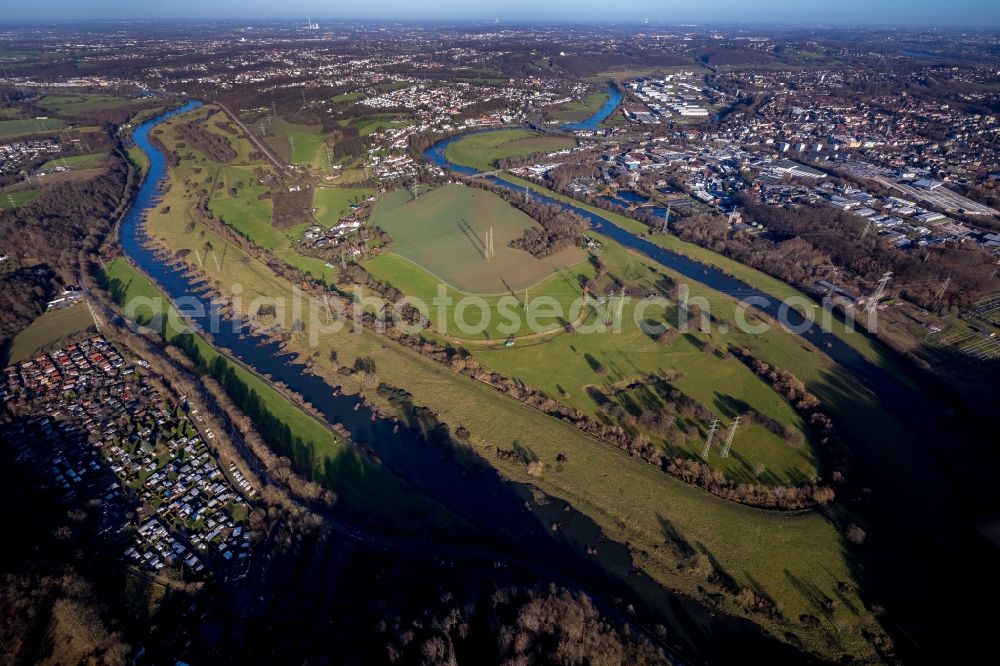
[732,195,1000,313]
[271,186,315,229]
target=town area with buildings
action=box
[1,336,253,581]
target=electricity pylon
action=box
[866,271,893,315]
[484,226,495,260]
[603,286,625,325]
[936,275,951,301]
[721,416,740,458]
[701,418,720,460]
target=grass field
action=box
[312,187,374,226]
[265,117,328,170]
[0,117,66,137]
[143,198,879,657]
[367,184,586,294]
[458,235,818,484]
[142,107,888,657]
[551,91,610,123]
[445,129,576,172]
[38,151,105,171]
[99,257,456,529]
[492,178,958,568]
[367,183,818,478]
[365,251,592,339]
[590,65,711,83]
[127,144,150,177]
[37,94,132,115]
[155,107,337,286]
[350,114,410,137]
[330,91,366,103]
[0,188,39,209]
[498,174,909,380]
[5,304,96,365]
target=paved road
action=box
[212,100,289,176]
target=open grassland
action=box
[464,236,817,485]
[145,169,879,658]
[365,251,592,339]
[349,183,817,478]
[494,178,961,606]
[312,186,374,226]
[156,106,337,286]
[551,91,611,123]
[368,184,586,293]
[98,257,456,529]
[445,129,576,172]
[5,304,95,365]
[37,93,132,115]
[0,117,66,137]
[38,151,105,171]
[33,167,106,186]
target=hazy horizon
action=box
[2,0,999,28]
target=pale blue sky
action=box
[2,0,998,27]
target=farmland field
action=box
[367,184,586,293]
[365,251,591,339]
[330,91,366,103]
[444,129,575,171]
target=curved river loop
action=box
[115,92,905,663]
